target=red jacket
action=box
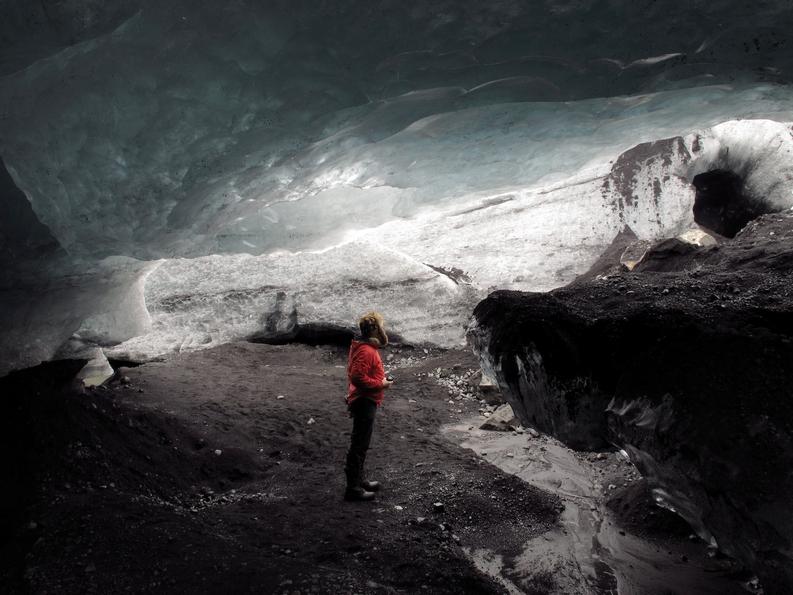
[347,339,385,406]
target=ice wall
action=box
[2,0,793,370]
[0,257,158,375]
[3,1,793,260]
[100,119,792,363]
[105,242,480,362]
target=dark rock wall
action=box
[468,213,793,592]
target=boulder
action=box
[479,404,517,431]
[619,240,652,271]
[677,228,718,247]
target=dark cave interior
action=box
[692,169,771,238]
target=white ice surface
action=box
[3,118,793,370]
[105,119,793,361]
[105,242,480,362]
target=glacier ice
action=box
[3,1,793,260]
[104,242,480,363]
[0,257,157,376]
[2,0,793,370]
[103,119,793,363]
[75,348,115,387]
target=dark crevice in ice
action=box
[106,359,144,371]
[249,322,356,347]
[250,322,409,348]
[692,169,774,238]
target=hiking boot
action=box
[344,486,376,502]
[360,480,380,492]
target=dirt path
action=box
[1,342,752,594]
[2,343,560,594]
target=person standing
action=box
[344,312,393,501]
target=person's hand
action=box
[382,378,394,389]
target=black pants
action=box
[344,397,377,489]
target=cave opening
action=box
[691,169,768,238]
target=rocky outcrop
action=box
[468,213,793,593]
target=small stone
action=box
[307,417,316,425]
[608,484,617,490]
[506,452,514,458]
[276,395,285,400]
[120,376,131,385]
[394,505,403,511]
[527,428,540,438]
[432,502,444,513]
[408,399,417,404]
[28,521,37,530]
[214,449,222,456]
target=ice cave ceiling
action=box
[2,0,793,372]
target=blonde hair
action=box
[358,311,388,346]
